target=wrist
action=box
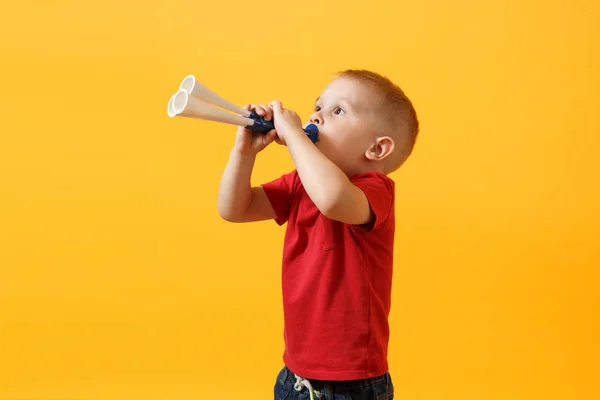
[231,146,258,158]
[284,127,310,146]
[231,149,258,166]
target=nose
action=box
[309,111,322,125]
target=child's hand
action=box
[234,104,277,156]
[270,100,304,146]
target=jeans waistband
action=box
[284,366,389,391]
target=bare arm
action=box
[217,150,276,222]
[270,100,373,225]
[217,104,278,223]
[285,132,372,225]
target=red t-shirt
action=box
[261,169,395,381]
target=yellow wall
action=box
[1,0,598,399]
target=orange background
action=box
[1,0,598,399]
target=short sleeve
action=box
[261,170,298,225]
[350,172,395,231]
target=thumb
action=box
[264,129,277,144]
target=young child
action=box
[217,69,419,400]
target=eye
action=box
[314,105,321,112]
[333,106,345,115]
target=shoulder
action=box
[347,171,395,232]
[281,169,300,184]
[285,169,301,191]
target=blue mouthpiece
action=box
[247,110,319,144]
[303,124,319,144]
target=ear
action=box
[365,136,395,162]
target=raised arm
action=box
[270,100,373,226]
[217,104,278,223]
[217,151,277,222]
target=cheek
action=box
[318,135,343,156]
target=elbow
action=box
[217,193,253,223]
[218,202,250,223]
[219,211,235,222]
[219,211,242,223]
[217,204,239,222]
[217,208,230,222]
[320,203,342,221]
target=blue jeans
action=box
[274,366,394,400]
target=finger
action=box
[264,129,277,144]
[259,104,272,120]
[251,104,266,116]
[270,100,283,113]
[243,104,251,111]
[262,105,273,121]
[261,104,274,121]
[249,104,262,115]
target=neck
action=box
[345,162,386,177]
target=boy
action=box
[217,70,419,400]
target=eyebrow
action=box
[315,96,356,109]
